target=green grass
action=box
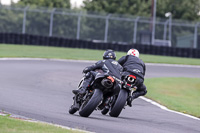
[0,115,83,133]
[145,77,200,118]
[1,44,200,65]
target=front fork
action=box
[128,86,137,97]
[123,84,137,104]
[72,91,86,109]
[73,90,94,110]
[72,94,81,110]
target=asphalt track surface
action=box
[0,59,200,133]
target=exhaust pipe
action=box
[101,78,113,88]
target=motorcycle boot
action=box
[127,92,141,107]
[132,89,147,99]
[72,80,89,95]
[72,73,93,95]
[127,96,133,107]
[127,89,147,106]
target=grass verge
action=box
[0,115,83,133]
[0,44,200,65]
[145,77,200,118]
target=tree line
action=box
[14,0,200,21]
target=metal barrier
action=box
[0,5,199,49]
[0,33,199,58]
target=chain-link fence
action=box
[0,5,199,49]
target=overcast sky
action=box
[1,0,19,5]
[1,0,84,7]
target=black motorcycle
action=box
[69,71,121,117]
[101,74,137,117]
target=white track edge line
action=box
[139,96,200,121]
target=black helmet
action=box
[103,49,116,60]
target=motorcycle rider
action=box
[118,48,147,107]
[72,49,123,95]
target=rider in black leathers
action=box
[73,49,123,95]
[118,48,147,106]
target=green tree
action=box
[83,0,200,21]
[157,0,200,21]
[83,0,151,17]
[10,0,75,37]
[0,8,23,33]
[17,0,71,9]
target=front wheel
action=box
[79,89,103,117]
[101,108,109,115]
[109,89,128,117]
[69,105,78,114]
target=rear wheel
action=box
[79,89,103,117]
[109,89,128,117]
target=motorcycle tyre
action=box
[101,108,109,115]
[109,89,128,117]
[79,89,103,117]
[69,106,78,114]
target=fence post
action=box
[168,15,172,43]
[151,0,157,45]
[194,23,199,48]
[49,8,56,37]
[22,6,29,34]
[76,11,82,40]
[133,17,140,44]
[163,19,169,40]
[104,14,111,43]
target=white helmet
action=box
[127,49,139,58]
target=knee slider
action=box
[143,90,147,95]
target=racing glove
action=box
[83,67,91,73]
